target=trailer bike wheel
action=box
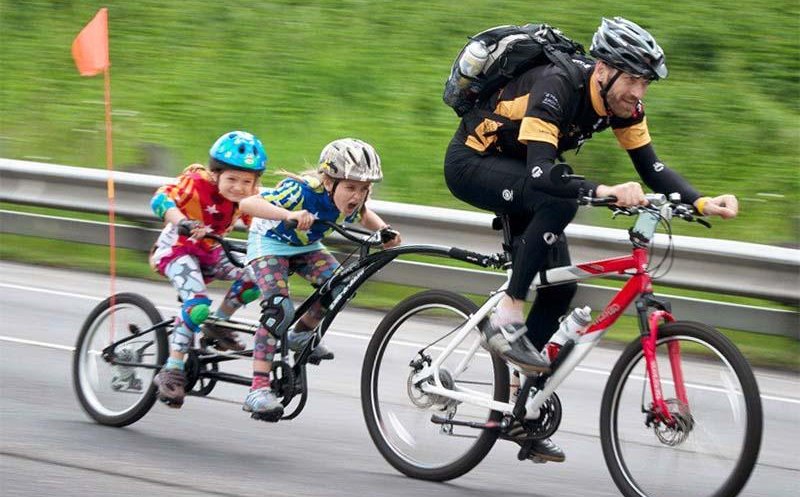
[73,293,168,427]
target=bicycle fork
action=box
[639,301,687,427]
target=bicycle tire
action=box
[361,289,509,481]
[600,321,763,497]
[72,293,168,427]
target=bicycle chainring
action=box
[511,392,563,440]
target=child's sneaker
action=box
[287,330,334,363]
[153,369,186,408]
[201,323,245,352]
[243,388,284,422]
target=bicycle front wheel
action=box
[361,290,509,481]
[72,293,168,427]
[600,321,763,497]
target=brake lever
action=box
[696,218,712,228]
[611,207,634,218]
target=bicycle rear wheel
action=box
[73,293,168,427]
[361,290,509,481]
[600,321,762,497]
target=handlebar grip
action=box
[380,227,399,244]
[449,248,491,267]
[177,219,201,236]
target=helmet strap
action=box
[328,179,340,204]
[599,67,623,116]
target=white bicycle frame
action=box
[410,268,611,419]
[411,197,672,420]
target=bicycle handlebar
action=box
[578,193,711,228]
[282,219,398,247]
[177,223,247,268]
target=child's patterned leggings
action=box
[249,250,339,366]
[164,254,257,354]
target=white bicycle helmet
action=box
[318,138,383,183]
[590,17,667,80]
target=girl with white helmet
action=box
[238,138,401,421]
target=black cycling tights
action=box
[445,140,578,345]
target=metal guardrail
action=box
[1,158,798,337]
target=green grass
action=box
[1,0,798,245]
[2,232,797,371]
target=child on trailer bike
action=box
[151,130,267,408]
[238,138,401,421]
[443,18,739,462]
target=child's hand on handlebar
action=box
[596,182,648,207]
[380,226,401,249]
[286,210,315,231]
[177,218,211,239]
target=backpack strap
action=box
[543,45,585,92]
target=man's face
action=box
[597,61,651,118]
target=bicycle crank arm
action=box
[430,414,508,431]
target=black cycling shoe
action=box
[528,438,566,463]
[481,323,551,374]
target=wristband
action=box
[694,196,711,215]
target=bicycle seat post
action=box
[491,214,514,260]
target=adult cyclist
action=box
[443,17,738,462]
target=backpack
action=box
[443,24,586,117]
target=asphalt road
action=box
[1,261,797,496]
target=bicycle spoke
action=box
[362,290,508,481]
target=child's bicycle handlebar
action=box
[176,219,401,270]
[282,219,400,246]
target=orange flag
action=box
[71,8,109,76]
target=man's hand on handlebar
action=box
[697,194,739,219]
[596,182,648,207]
[286,209,315,231]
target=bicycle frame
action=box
[414,213,686,425]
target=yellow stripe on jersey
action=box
[519,117,560,147]
[465,119,501,153]
[613,118,651,150]
[494,94,529,121]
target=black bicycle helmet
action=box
[590,17,667,80]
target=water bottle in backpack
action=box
[443,40,490,111]
[545,306,592,362]
[442,23,586,117]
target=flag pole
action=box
[72,7,116,337]
[104,64,117,333]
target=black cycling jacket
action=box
[454,59,700,203]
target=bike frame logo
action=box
[329,268,365,309]
[595,303,621,325]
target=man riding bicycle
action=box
[443,17,738,462]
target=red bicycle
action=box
[361,193,763,497]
